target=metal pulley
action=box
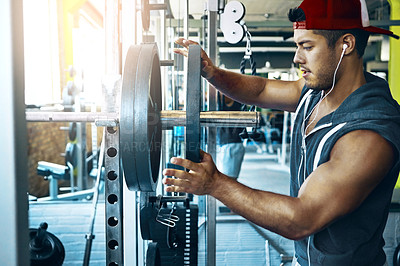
[29,222,65,266]
[220,1,246,44]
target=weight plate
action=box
[185,45,202,163]
[146,242,161,266]
[394,243,400,266]
[29,227,65,266]
[140,191,157,240]
[121,43,162,191]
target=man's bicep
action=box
[297,130,395,232]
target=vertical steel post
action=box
[105,0,124,264]
[0,0,29,265]
[105,127,124,265]
[206,0,219,265]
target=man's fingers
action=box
[163,177,189,187]
[173,48,188,57]
[162,168,189,179]
[174,37,187,47]
[185,39,200,46]
[162,177,191,193]
[169,157,200,172]
[165,185,186,193]
[175,38,199,47]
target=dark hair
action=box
[288,7,370,57]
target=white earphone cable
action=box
[305,45,347,266]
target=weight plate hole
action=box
[107,171,118,181]
[108,216,119,227]
[108,240,119,250]
[107,147,117,157]
[107,127,117,134]
[107,194,118,204]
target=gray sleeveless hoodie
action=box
[290,72,400,265]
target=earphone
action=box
[343,43,348,50]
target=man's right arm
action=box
[174,38,305,112]
[208,67,304,112]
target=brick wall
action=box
[27,122,102,197]
[27,122,68,197]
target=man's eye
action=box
[304,46,312,50]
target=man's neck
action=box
[324,58,366,110]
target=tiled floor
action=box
[28,147,400,265]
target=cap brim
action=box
[364,26,399,39]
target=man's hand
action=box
[174,38,216,80]
[162,150,221,195]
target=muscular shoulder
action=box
[329,130,395,186]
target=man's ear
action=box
[342,34,356,55]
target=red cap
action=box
[293,0,399,39]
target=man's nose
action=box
[293,49,305,65]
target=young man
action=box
[163,0,400,264]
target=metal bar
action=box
[105,127,124,265]
[148,3,168,10]
[1,0,29,264]
[162,110,260,127]
[206,1,219,265]
[148,195,188,203]
[26,110,261,127]
[160,59,174,66]
[83,130,105,266]
[25,111,119,124]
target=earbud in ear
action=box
[343,44,348,50]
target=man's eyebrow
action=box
[296,40,313,46]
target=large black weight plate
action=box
[140,191,157,240]
[146,242,161,266]
[121,43,162,191]
[185,45,202,163]
[394,243,400,266]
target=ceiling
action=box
[171,0,391,23]
[167,0,393,70]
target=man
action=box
[163,0,400,265]
[216,94,245,180]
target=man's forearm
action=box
[210,172,312,240]
[207,68,268,106]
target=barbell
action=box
[26,43,261,192]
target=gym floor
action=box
[28,146,400,265]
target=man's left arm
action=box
[293,130,395,236]
[162,130,395,240]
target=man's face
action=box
[293,29,338,91]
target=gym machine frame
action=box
[26,43,260,265]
